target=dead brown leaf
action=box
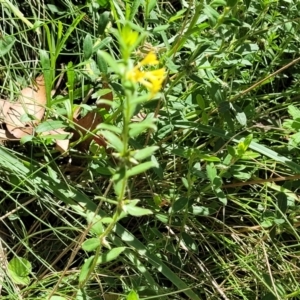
[73,81,113,151]
[0,129,17,140]
[5,75,47,138]
[0,99,11,121]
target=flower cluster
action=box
[126,52,166,97]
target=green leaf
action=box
[277,192,288,215]
[97,50,108,74]
[8,257,31,286]
[236,111,247,126]
[96,0,109,7]
[36,120,68,133]
[55,14,85,59]
[0,35,15,56]
[172,197,189,213]
[128,0,140,21]
[79,256,94,283]
[226,0,238,7]
[203,5,219,25]
[100,130,123,152]
[82,238,101,251]
[97,247,126,264]
[127,290,139,300]
[214,187,227,205]
[40,49,53,107]
[125,205,153,216]
[287,105,300,119]
[20,135,34,144]
[92,37,112,53]
[86,212,104,235]
[84,59,100,81]
[126,161,158,177]
[0,147,200,300]
[243,0,251,8]
[206,163,217,182]
[98,51,120,74]
[182,232,198,253]
[145,0,156,17]
[153,24,170,32]
[98,11,110,35]
[132,146,159,161]
[129,119,157,137]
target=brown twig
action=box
[222,174,300,188]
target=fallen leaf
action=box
[73,81,113,151]
[73,111,105,151]
[0,129,17,140]
[0,99,11,121]
[5,75,46,138]
[41,127,71,154]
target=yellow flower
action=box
[126,52,165,96]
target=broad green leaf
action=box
[210,0,227,7]
[172,197,189,213]
[128,0,140,21]
[182,232,198,253]
[84,59,100,81]
[132,146,159,161]
[153,24,170,32]
[203,5,219,25]
[227,0,238,7]
[126,161,158,177]
[98,11,110,35]
[49,297,67,300]
[236,111,247,126]
[86,212,104,235]
[277,192,288,215]
[92,37,112,53]
[287,105,300,119]
[237,134,253,156]
[129,119,157,137]
[96,247,126,264]
[96,0,109,7]
[8,257,31,286]
[100,130,123,152]
[36,120,68,133]
[243,0,251,8]
[126,290,139,300]
[206,163,217,182]
[82,238,101,251]
[97,123,122,134]
[97,50,108,74]
[146,0,156,17]
[98,50,120,74]
[125,205,153,216]
[20,135,34,144]
[8,257,31,277]
[79,256,94,283]
[0,35,15,56]
[214,187,227,205]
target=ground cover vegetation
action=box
[0,0,300,299]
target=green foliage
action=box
[8,257,32,286]
[1,0,300,299]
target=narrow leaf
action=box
[83,34,93,60]
[96,247,126,264]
